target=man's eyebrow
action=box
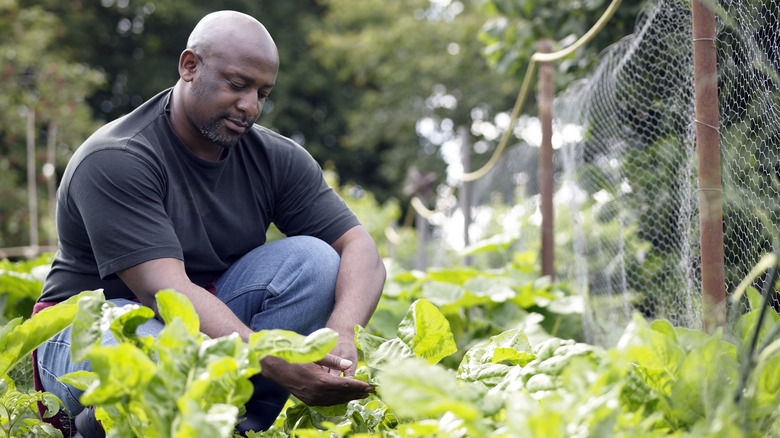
[228,71,252,82]
[229,72,274,89]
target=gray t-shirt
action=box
[40,89,359,302]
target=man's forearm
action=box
[181,283,256,342]
[326,227,386,334]
[118,257,255,342]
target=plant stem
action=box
[757,318,780,354]
[734,246,780,405]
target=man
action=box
[35,10,386,435]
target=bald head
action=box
[170,10,279,159]
[186,11,278,65]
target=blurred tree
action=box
[7,0,639,251]
[475,0,643,80]
[22,0,385,199]
[24,0,521,204]
[0,0,104,249]
[309,0,519,202]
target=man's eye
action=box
[229,81,246,90]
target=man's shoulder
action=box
[243,125,312,162]
[63,90,172,185]
[247,125,298,149]
[79,89,172,156]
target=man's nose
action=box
[236,91,260,120]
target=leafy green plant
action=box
[2,248,779,437]
[0,290,99,380]
[0,376,62,438]
[373,250,583,369]
[0,290,100,438]
[266,284,780,437]
[0,255,55,392]
[0,255,52,324]
[59,289,340,438]
[259,299,455,437]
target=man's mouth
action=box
[225,117,250,132]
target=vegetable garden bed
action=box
[2,253,779,437]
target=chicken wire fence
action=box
[555,0,780,346]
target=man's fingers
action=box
[316,353,353,371]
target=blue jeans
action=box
[36,236,340,432]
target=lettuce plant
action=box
[57,289,339,438]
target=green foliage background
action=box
[2,0,641,250]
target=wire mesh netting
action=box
[555,0,780,346]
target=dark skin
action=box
[117,11,386,407]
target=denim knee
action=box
[216,236,341,334]
[287,236,340,289]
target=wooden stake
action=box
[693,0,726,330]
[539,39,555,280]
[26,105,38,253]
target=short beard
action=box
[190,68,245,148]
[199,118,242,148]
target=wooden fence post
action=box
[459,126,473,266]
[692,0,726,330]
[539,39,555,280]
[26,105,38,253]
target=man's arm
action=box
[117,258,254,339]
[117,257,375,405]
[325,225,387,375]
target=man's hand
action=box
[323,329,360,377]
[260,354,374,406]
[326,225,386,377]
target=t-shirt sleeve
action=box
[64,149,183,279]
[271,144,360,244]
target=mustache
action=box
[220,112,252,128]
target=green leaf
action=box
[418,281,466,308]
[40,392,62,419]
[69,295,113,363]
[249,328,338,363]
[0,317,22,355]
[175,399,238,438]
[355,326,420,370]
[425,267,483,285]
[156,289,200,337]
[757,348,780,394]
[151,318,201,404]
[458,329,535,386]
[667,337,737,427]
[355,326,391,355]
[619,364,659,412]
[78,344,156,405]
[71,298,152,362]
[110,305,156,351]
[0,375,9,395]
[460,233,514,256]
[397,299,457,365]
[0,290,103,377]
[378,358,486,421]
[652,320,713,354]
[616,313,685,395]
[746,286,766,313]
[493,347,535,365]
[462,276,517,303]
[184,336,257,407]
[735,287,780,347]
[58,370,98,391]
[534,343,595,376]
[287,397,392,434]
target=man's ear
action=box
[179,49,200,82]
